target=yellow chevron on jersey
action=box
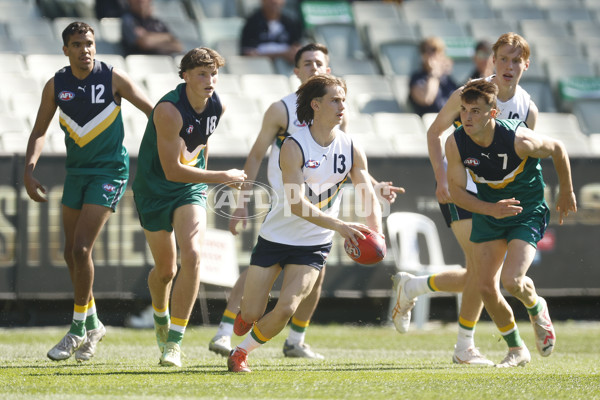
[180,144,206,166]
[60,102,120,148]
[309,175,349,210]
[468,156,528,189]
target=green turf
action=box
[0,321,599,399]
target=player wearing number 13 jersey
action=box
[259,124,353,246]
[227,74,383,373]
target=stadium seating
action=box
[187,0,239,19]
[224,55,275,75]
[535,112,592,156]
[401,1,449,20]
[197,17,244,50]
[572,99,600,135]
[313,23,367,61]
[0,0,598,156]
[467,19,517,44]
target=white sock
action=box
[456,325,475,352]
[286,328,305,345]
[216,321,234,338]
[237,333,262,354]
[404,275,434,299]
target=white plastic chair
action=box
[386,212,462,329]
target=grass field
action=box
[1,321,599,399]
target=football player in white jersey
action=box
[209,43,403,358]
[227,74,383,372]
[392,33,540,365]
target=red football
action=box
[344,230,386,265]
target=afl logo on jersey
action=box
[58,91,75,101]
[186,125,193,134]
[464,158,480,167]
[305,160,320,169]
[102,183,116,193]
[293,119,307,128]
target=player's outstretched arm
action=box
[154,102,246,185]
[426,87,462,204]
[24,78,58,203]
[446,135,522,219]
[229,101,285,235]
[514,128,577,224]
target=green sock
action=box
[526,299,544,317]
[69,319,86,337]
[85,312,100,331]
[154,314,169,326]
[167,329,184,346]
[502,329,524,348]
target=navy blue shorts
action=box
[438,190,477,228]
[250,236,332,271]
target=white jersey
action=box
[267,93,308,190]
[259,126,354,246]
[485,75,531,121]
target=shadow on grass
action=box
[9,360,451,376]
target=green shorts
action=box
[470,206,550,248]
[134,192,207,232]
[62,174,127,211]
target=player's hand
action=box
[229,206,248,235]
[224,169,247,190]
[374,181,405,204]
[435,178,452,204]
[23,173,47,203]
[491,198,522,219]
[556,190,577,225]
[337,222,370,246]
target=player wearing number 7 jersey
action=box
[446,79,576,366]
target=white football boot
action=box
[496,345,531,368]
[208,335,232,357]
[452,346,494,366]
[75,323,106,362]
[47,332,87,361]
[159,342,182,367]
[530,297,555,357]
[283,340,324,359]
[391,272,416,333]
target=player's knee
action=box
[241,308,261,324]
[500,276,524,295]
[155,265,177,283]
[179,247,202,270]
[272,301,297,322]
[71,243,92,263]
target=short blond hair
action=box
[493,32,530,61]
